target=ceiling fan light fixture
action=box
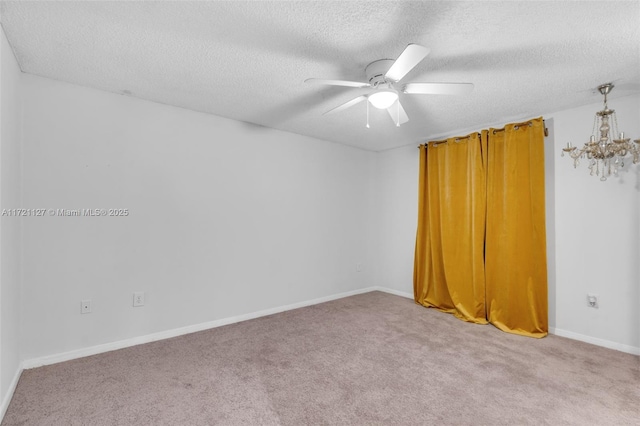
[368,89,398,109]
[308,43,473,126]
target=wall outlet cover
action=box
[587,293,599,308]
[133,292,145,307]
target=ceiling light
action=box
[562,83,640,181]
[368,89,398,109]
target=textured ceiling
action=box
[1,1,639,151]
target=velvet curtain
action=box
[485,119,548,337]
[413,117,547,338]
[414,133,488,324]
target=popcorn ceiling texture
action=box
[1,1,639,151]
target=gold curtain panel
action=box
[485,118,548,337]
[414,132,488,324]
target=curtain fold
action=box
[485,117,548,337]
[414,133,488,324]
[414,118,548,338]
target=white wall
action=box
[20,74,376,360]
[374,94,640,353]
[9,69,640,369]
[552,94,639,353]
[373,145,418,295]
[0,27,22,409]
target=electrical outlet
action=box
[81,299,92,314]
[133,292,145,307]
[356,263,362,272]
[587,293,599,308]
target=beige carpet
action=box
[3,292,639,425]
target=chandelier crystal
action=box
[561,83,640,181]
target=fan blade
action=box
[305,78,370,88]
[324,96,367,115]
[384,44,430,82]
[403,82,474,95]
[387,100,409,125]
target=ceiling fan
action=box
[305,44,474,126]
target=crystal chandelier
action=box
[561,83,640,181]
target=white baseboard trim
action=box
[20,287,639,372]
[549,327,640,356]
[22,286,378,370]
[1,362,23,421]
[374,287,414,299]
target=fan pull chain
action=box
[366,100,370,128]
[396,100,400,127]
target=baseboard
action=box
[0,362,23,421]
[20,287,639,371]
[549,327,640,356]
[374,286,413,299]
[22,286,378,369]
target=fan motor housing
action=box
[366,59,394,87]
